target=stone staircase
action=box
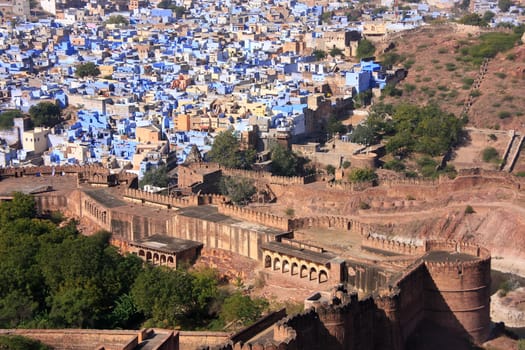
[502,133,524,172]
[462,58,490,117]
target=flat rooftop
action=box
[85,188,127,208]
[178,205,285,236]
[423,250,480,262]
[0,175,77,196]
[131,234,203,254]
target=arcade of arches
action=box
[262,250,329,284]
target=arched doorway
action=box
[300,265,308,278]
[291,262,299,275]
[319,270,328,283]
[282,260,290,273]
[264,255,272,268]
[310,267,318,281]
[273,258,281,271]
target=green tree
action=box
[29,102,62,128]
[313,49,327,60]
[321,11,332,23]
[498,0,512,12]
[0,109,23,130]
[326,115,347,137]
[270,144,299,177]
[458,13,488,26]
[482,147,499,162]
[131,267,195,327]
[385,104,464,157]
[208,130,255,169]
[219,292,268,327]
[219,176,256,205]
[349,124,377,145]
[0,335,51,350]
[348,168,377,183]
[356,39,376,59]
[75,62,101,78]
[483,10,495,22]
[104,15,129,25]
[140,165,169,189]
[0,192,36,223]
[325,164,336,175]
[329,47,344,57]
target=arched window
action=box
[273,258,281,271]
[282,260,290,273]
[310,267,318,281]
[264,255,272,268]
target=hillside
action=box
[379,23,525,130]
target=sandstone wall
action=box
[168,215,274,261]
[424,256,491,343]
[0,329,139,350]
[361,235,425,255]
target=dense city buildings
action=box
[0,0,524,349]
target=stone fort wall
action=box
[0,165,493,349]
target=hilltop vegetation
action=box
[380,23,525,130]
[0,193,268,330]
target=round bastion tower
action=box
[423,243,491,344]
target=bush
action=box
[498,111,511,119]
[515,171,525,177]
[482,147,499,162]
[470,90,482,97]
[342,160,351,169]
[359,201,371,210]
[383,159,406,172]
[465,205,475,214]
[348,168,377,183]
[494,72,507,79]
[285,208,295,217]
[325,164,336,175]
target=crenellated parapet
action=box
[290,216,370,235]
[361,234,424,255]
[217,203,291,231]
[123,188,200,208]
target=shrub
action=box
[465,205,475,214]
[359,201,371,210]
[516,171,525,177]
[488,134,497,141]
[325,164,336,175]
[342,160,351,169]
[445,63,457,71]
[498,111,511,119]
[437,48,447,54]
[482,147,499,162]
[494,72,507,79]
[406,195,415,200]
[285,208,295,217]
[384,159,406,172]
[404,83,416,93]
[470,90,481,97]
[348,168,377,183]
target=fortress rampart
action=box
[217,203,291,231]
[0,165,495,349]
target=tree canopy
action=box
[348,168,377,183]
[140,165,169,189]
[29,102,62,128]
[0,109,23,130]
[356,39,376,59]
[270,144,300,177]
[0,193,268,330]
[75,62,101,78]
[219,176,256,205]
[104,15,129,26]
[208,130,255,169]
[385,104,465,157]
